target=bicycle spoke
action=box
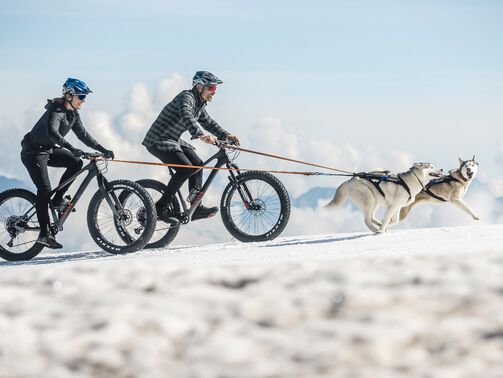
[225,177,285,237]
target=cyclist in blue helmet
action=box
[142,71,240,221]
[20,78,115,249]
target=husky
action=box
[326,163,443,233]
[399,157,479,221]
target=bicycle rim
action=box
[0,192,41,258]
[93,188,149,249]
[227,178,283,237]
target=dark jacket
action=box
[142,87,229,153]
[21,99,101,156]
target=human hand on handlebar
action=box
[71,148,84,158]
[199,135,218,145]
[102,149,114,159]
[226,135,240,146]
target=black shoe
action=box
[37,235,63,249]
[155,202,179,224]
[192,204,218,221]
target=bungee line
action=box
[109,159,353,177]
[105,142,356,177]
[221,144,354,174]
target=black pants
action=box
[147,145,203,205]
[21,148,83,235]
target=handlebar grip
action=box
[82,152,106,159]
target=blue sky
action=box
[1,0,502,171]
[1,0,502,248]
[2,0,502,102]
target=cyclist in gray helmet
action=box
[142,71,240,221]
[20,78,115,249]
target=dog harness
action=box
[356,172,412,200]
[424,174,462,202]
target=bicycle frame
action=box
[23,157,120,233]
[172,147,254,222]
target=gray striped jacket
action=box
[142,87,229,152]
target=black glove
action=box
[103,149,114,159]
[71,148,84,158]
[96,145,115,159]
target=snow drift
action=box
[0,225,502,378]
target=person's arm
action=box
[71,114,101,149]
[47,112,76,150]
[197,108,230,141]
[179,92,205,139]
[72,115,114,158]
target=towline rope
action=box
[106,143,356,177]
[221,144,354,174]
[109,159,352,177]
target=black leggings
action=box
[21,148,83,235]
[146,145,203,204]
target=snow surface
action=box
[1,225,502,378]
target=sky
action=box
[0,0,502,249]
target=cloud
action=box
[239,116,416,197]
[496,144,503,170]
[488,144,503,197]
[155,73,186,106]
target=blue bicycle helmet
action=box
[62,78,93,95]
[192,71,223,87]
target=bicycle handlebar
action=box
[82,152,107,159]
[216,140,238,148]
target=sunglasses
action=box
[76,94,87,101]
[206,85,217,93]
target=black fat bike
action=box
[120,142,291,249]
[0,153,157,261]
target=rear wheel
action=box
[126,179,181,249]
[87,180,156,254]
[220,171,290,242]
[0,189,44,261]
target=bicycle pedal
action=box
[164,216,180,225]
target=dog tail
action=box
[325,181,349,209]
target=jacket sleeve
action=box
[179,92,205,139]
[198,108,230,141]
[47,112,75,150]
[71,114,101,149]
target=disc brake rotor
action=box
[248,199,266,215]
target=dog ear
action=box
[472,155,475,161]
[458,157,464,166]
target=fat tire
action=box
[134,179,181,249]
[220,171,290,242]
[0,188,44,261]
[87,180,156,254]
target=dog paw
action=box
[473,216,480,220]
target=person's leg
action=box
[147,146,196,206]
[21,154,52,236]
[48,148,83,203]
[181,146,203,193]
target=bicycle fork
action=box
[228,167,255,209]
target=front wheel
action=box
[220,171,290,242]
[87,180,156,254]
[118,179,181,249]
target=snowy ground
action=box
[1,225,502,378]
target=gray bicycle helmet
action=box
[192,71,223,87]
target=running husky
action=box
[399,157,479,221]
[326,163,443,233]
